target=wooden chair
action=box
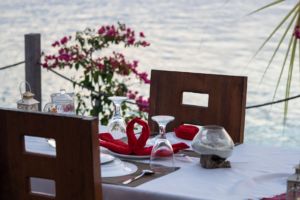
[0,108,102,200]
[149,70,247,144]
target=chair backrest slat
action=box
[149,70,247,144]
[0,108,102,200]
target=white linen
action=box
[103,144,299,200]
[101,159,138,177]
[26,135,300,200]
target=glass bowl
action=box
[191,125,234,159]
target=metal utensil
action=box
[122,169,155,184]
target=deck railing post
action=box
[25,33,42,110]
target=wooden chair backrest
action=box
[0,108,102,200]
[149,70,247,144]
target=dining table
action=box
[25,132,300,200]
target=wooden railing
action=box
[25,33,42,110]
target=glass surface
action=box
[150,115,175,173]
[191,125,234,159]
[107,96,127,139]
[43,89,75,114]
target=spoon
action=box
[122,169,155,184]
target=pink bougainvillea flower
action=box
[127,37,135,45]
[139,32,145,38]
[136,96,150,112]
[294,26,300,39]
[60,36,69,45]
[127,90,137,99]
[58,53,72,62]
[51,41,60,47]
[58,48,65,55]
[106,26,117,37]
[126,90,150,113]
[42,63,48,68]
[98,26,105,35]
[133,60,138,68]
[141,41,150,47]
[137,72,150,84]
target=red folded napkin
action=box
[99,118,189,155]
[174,124,199,140]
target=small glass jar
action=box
[43,89,75,115]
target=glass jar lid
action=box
[51,89,73,104]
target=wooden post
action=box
[25,33,41,110]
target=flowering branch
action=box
[42,23,150,124]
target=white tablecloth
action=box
[26,136,300,200]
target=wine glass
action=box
[150,115,175,173]
[107,96,127,139]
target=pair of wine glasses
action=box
[108,96,175,172]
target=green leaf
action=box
[260,8,299,84]
[75,63,80,70]
[247,0,285,16]
[284,36,297,123]
[93,70,99,83]
[249,3,298,63]
[273,32,294,100]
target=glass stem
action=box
[114,103,121,118]
[159,124,166,139]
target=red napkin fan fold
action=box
[99,118,189,155]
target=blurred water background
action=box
[1,0,300,147]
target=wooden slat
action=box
[149,70,247,144]
[22,154,56,178]
[25,33,42,110]
[0,108,102,200]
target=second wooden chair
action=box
[148,70,247,144]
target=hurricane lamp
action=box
[17,91,39,111]
[191,125,234,169]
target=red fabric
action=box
[261,193,286,200]
[99,118,189,155]
[174,125,199,140]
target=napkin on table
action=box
[99,118,189,155]
[174,124,199,140]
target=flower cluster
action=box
[97,24,150,47]
[127,90,149,112]
[41,23,151,124]
[42,39,85,69]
